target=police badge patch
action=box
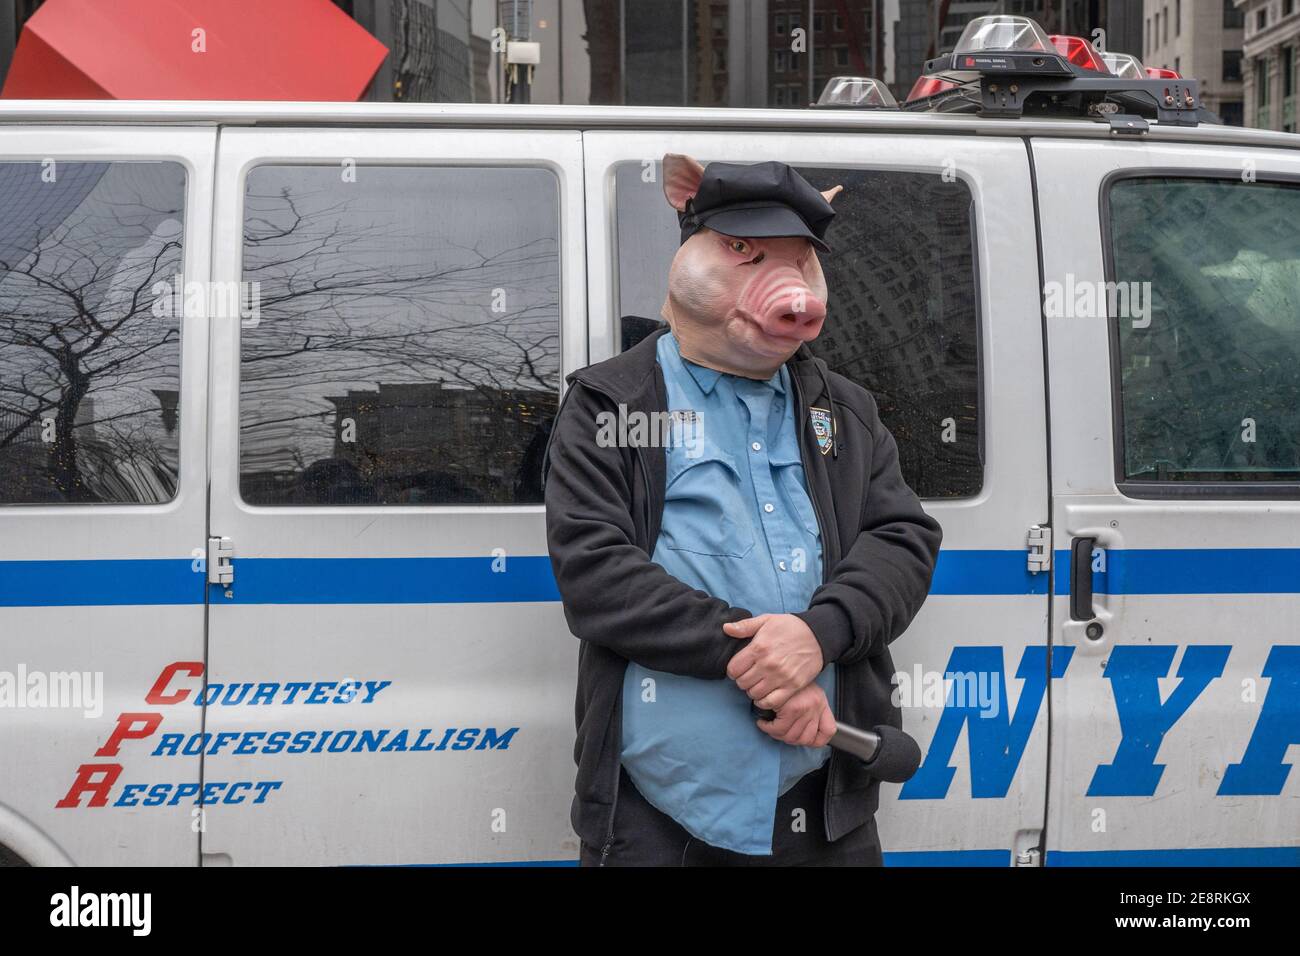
[809,407,834,455]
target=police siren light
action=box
[901,12,1209,127]
[935,14,1074,76]
[1100,51,1147,80]
[954,14,1054,55]
[905,75,959,102]
[815,76,899,109]
[1049,34,1111,74]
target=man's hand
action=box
[755,681,836,747]
[724,613,824,710]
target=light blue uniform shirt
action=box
[620,331,835,855]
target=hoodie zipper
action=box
[789,363,841,840]
[596,448,650,867]
[567,374,642,867]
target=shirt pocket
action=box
[660,444,756,558]
[771,451,821,540]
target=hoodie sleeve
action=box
[794,396,943,666]
[543,380,752,679]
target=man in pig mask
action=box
[543,154,941,866]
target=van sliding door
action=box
[199,128,586,865]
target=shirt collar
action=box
[668,333,787,396]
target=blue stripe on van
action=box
[1054,548,1300,596]
[883,848,1013,866]
[0,559,203,607]
[1045,845,1300,867]
[225,556,561,605]
[930,550,1048,596]
[3,548,1299,607]
[411,846,1298,866]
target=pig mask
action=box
[660,153,842,379]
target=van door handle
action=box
[1070,536,1096,621]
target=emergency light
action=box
[955,15,1053,55]
[932,14,1074,77]
[1100,51,1146,80]
[1049,34,1110,74]
[815,76,898,109]
[906,75,958,102]
[904,14,1207,127]
[818,14,1207,127]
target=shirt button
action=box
[751,442,762,451]
[778,561,787,571]
[763,503,774,513]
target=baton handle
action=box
[751,704,880,762]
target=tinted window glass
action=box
[239,165,561,505]
[1109,177,1300,484]
[614,162,982,498]
[0,161,185,504]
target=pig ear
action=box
[662,153,706,212]
[821,184,844,205]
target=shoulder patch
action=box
[809,407,834,455]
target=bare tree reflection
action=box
[0,163,184,503]
[238,168,560,505]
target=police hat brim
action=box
[698,203,831,253]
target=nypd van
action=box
[0,14,1296,868]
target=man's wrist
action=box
[794,604,854,664]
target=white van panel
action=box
[0,127,215,865]
[195,128,585,865]
[1034,138,1300,865]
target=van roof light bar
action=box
[907,15,1211,126]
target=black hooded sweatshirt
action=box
[542,324,942,860]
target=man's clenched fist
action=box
[754,681,836,747]
[724,613,824,710]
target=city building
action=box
[1145,0,1245,125]
[1236,0,1300,129]
[994,0,1143,52]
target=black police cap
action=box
[677,160,836,252]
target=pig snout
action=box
[738,265,826,342]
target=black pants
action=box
[579,762,883,867]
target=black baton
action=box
[751,702,922,784]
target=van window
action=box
[0,161,186,504]
[614,163,983,499]
[238,165,561,506]
[1107,177,1300,485]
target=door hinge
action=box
[207,536,234,586]
[1015,847,1042,867]
[1026,524,1051,573]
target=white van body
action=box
[0,101,1296,867]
